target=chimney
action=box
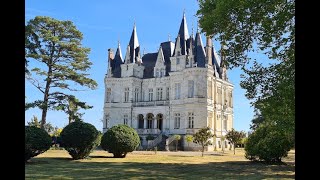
[206,35,212,66]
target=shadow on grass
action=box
[25,157,295,180]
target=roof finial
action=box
[133,18,136,28]
[196,21,200,32]
[192,22,194,37]
[168,33,171,41]
[183,8,186,17]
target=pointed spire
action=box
[127,21,140,63]
[115,40,123,61]
[194,31,206,67]
[124,45,131,64]
[175,10,189,56]
[173,34,181,56]
[168,33,171,41]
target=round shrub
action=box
[60,121,99,160]
[25,126,52,162]
[245,125,293,162]
[101,124,140,158]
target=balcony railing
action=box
[135,128,161,135]
[132,101,169,107]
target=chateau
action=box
[103,12,234,151]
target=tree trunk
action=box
[234,144,236,155]
[202,145,204,157]
[40,67,52,129]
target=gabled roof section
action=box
[194,31,206,67]
[155,46,165,66]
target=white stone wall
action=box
[103,60,234,151]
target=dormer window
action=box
[177,51,181,56]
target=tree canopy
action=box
[25,16,97,128]
[225,128,246,154]
[197,0,295,144]
[193,127,214,156]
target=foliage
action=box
[197,0,295,149]
[101,124,140,158]
[93,131,103,149]
[28,115,55,134]
[245,124,293,162]
[25,16,97,128]
[193,127,214,156]
[225,128,246,154]
[250,109,265,131]
[25,126,52,162]
[186,135,193,147]
[60,121,99,160]
[52,127,63,137]
[173,135,181,151]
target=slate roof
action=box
[142,53,158,78]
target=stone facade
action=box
[103,12,234,151]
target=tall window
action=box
[156,88,163,100]
[147,114,153,129]
[188,112,194,128]
[106,88,111,102]
[166,87,170,100]
[148,89,153,101]
[188,80,194,98]
[218,88,222,104]
[177,58,180,64]
[134,88,139,102]
[208,80,212,99]
[105,114,109,128]
[124,87,129,102]
[223,115,227,130]
[124,114,128,125]
[208,112,213,129]
[174,113,180,129]
[138,114,144,129]
[175,83,181,99]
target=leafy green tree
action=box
[186,135,193,148]
[101,125,140,158]
[193,127,214,157]
[245,124,293,162]
[225,128,246,155]
[25,16,97,129]
[25,126,52,162]
[197,0,295,147]
[60,121,99,160]
[173,135,181,151]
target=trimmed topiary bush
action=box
[60,121,99,160]
[101,124,140,158]
[25,126,52,162]
[245,125,293,162]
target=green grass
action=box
[25,148,295,179]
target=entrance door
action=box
[156,114,163,131]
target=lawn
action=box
[25,148,295,179]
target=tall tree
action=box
[193,127,214,157]
[197,0,295,144]
[225,128,246,155]
[25,16,97,129]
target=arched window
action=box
[147,113,154,129]
[138,114,144,129]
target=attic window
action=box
[178,51,181,56]
[177,58,180,65]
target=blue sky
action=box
[25,0,268,132]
